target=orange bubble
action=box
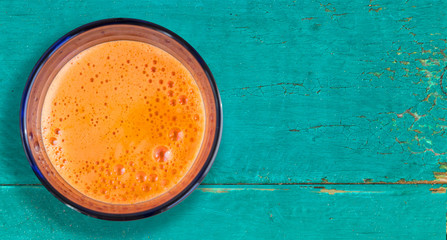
[136,171,147,183]
[142,184,151,192]
[178,95,187,105]
[49,137,57,145]
[169,128,183,141]
[149,174,158,182]
[153,146,172,162]
[114,164,125,175]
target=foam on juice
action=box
[41,40,205,204]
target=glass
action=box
[20,18,222,220]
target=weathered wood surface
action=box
[0,0,446,239]
[1,0,447,184]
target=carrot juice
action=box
[41,40,205,204]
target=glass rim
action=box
[20,18,223,221]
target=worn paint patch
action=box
[368,0,383,12]
[301,17,314,21]
[429,187,446,193]
[434,172,447,182]
[316,187,382,195]
[440,162,447,170]
[362,15,447,181]
[198,188,289,193]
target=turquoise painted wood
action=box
[1,0,447,184]
[0,185,445,240]
[0,0,446,239]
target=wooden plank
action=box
[1,0,447,184]
[0,184,445,239]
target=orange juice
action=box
[41,40,205,204]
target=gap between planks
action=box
[1,182,446,187]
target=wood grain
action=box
[0,185,445,240]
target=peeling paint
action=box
[433,172,447,182]
[316,187,382,195]
[368,0,383,12]
[429,187,446,193]
[301,17,314,21]
[399,17,413,22]
[198,188,289,193]
[440,162,447,170]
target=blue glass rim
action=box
[20,18,222,221]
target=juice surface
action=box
[41,40,205,204]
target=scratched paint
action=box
[316,187,383,195]
[368,15,447,182]
[429,187,446,193]
[198,188,289,193]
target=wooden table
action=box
[1,0,446,239]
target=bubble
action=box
[167,90,174,97]
[171,71,175,76]
[153,146,172,162]
[170,99,176,106]
[90,78,94,82]
[149,174,158,182]
[136,171,147,182]
[159,80,163,84]
[153,60,157,64]
[50,137,57,145]
[114,164,125,175]
[169,128,183,141]
[193,114,200,121]
[168,81,174,88]
[178,95,187,105]
[151,67,156,72]
[142,185,151,192]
